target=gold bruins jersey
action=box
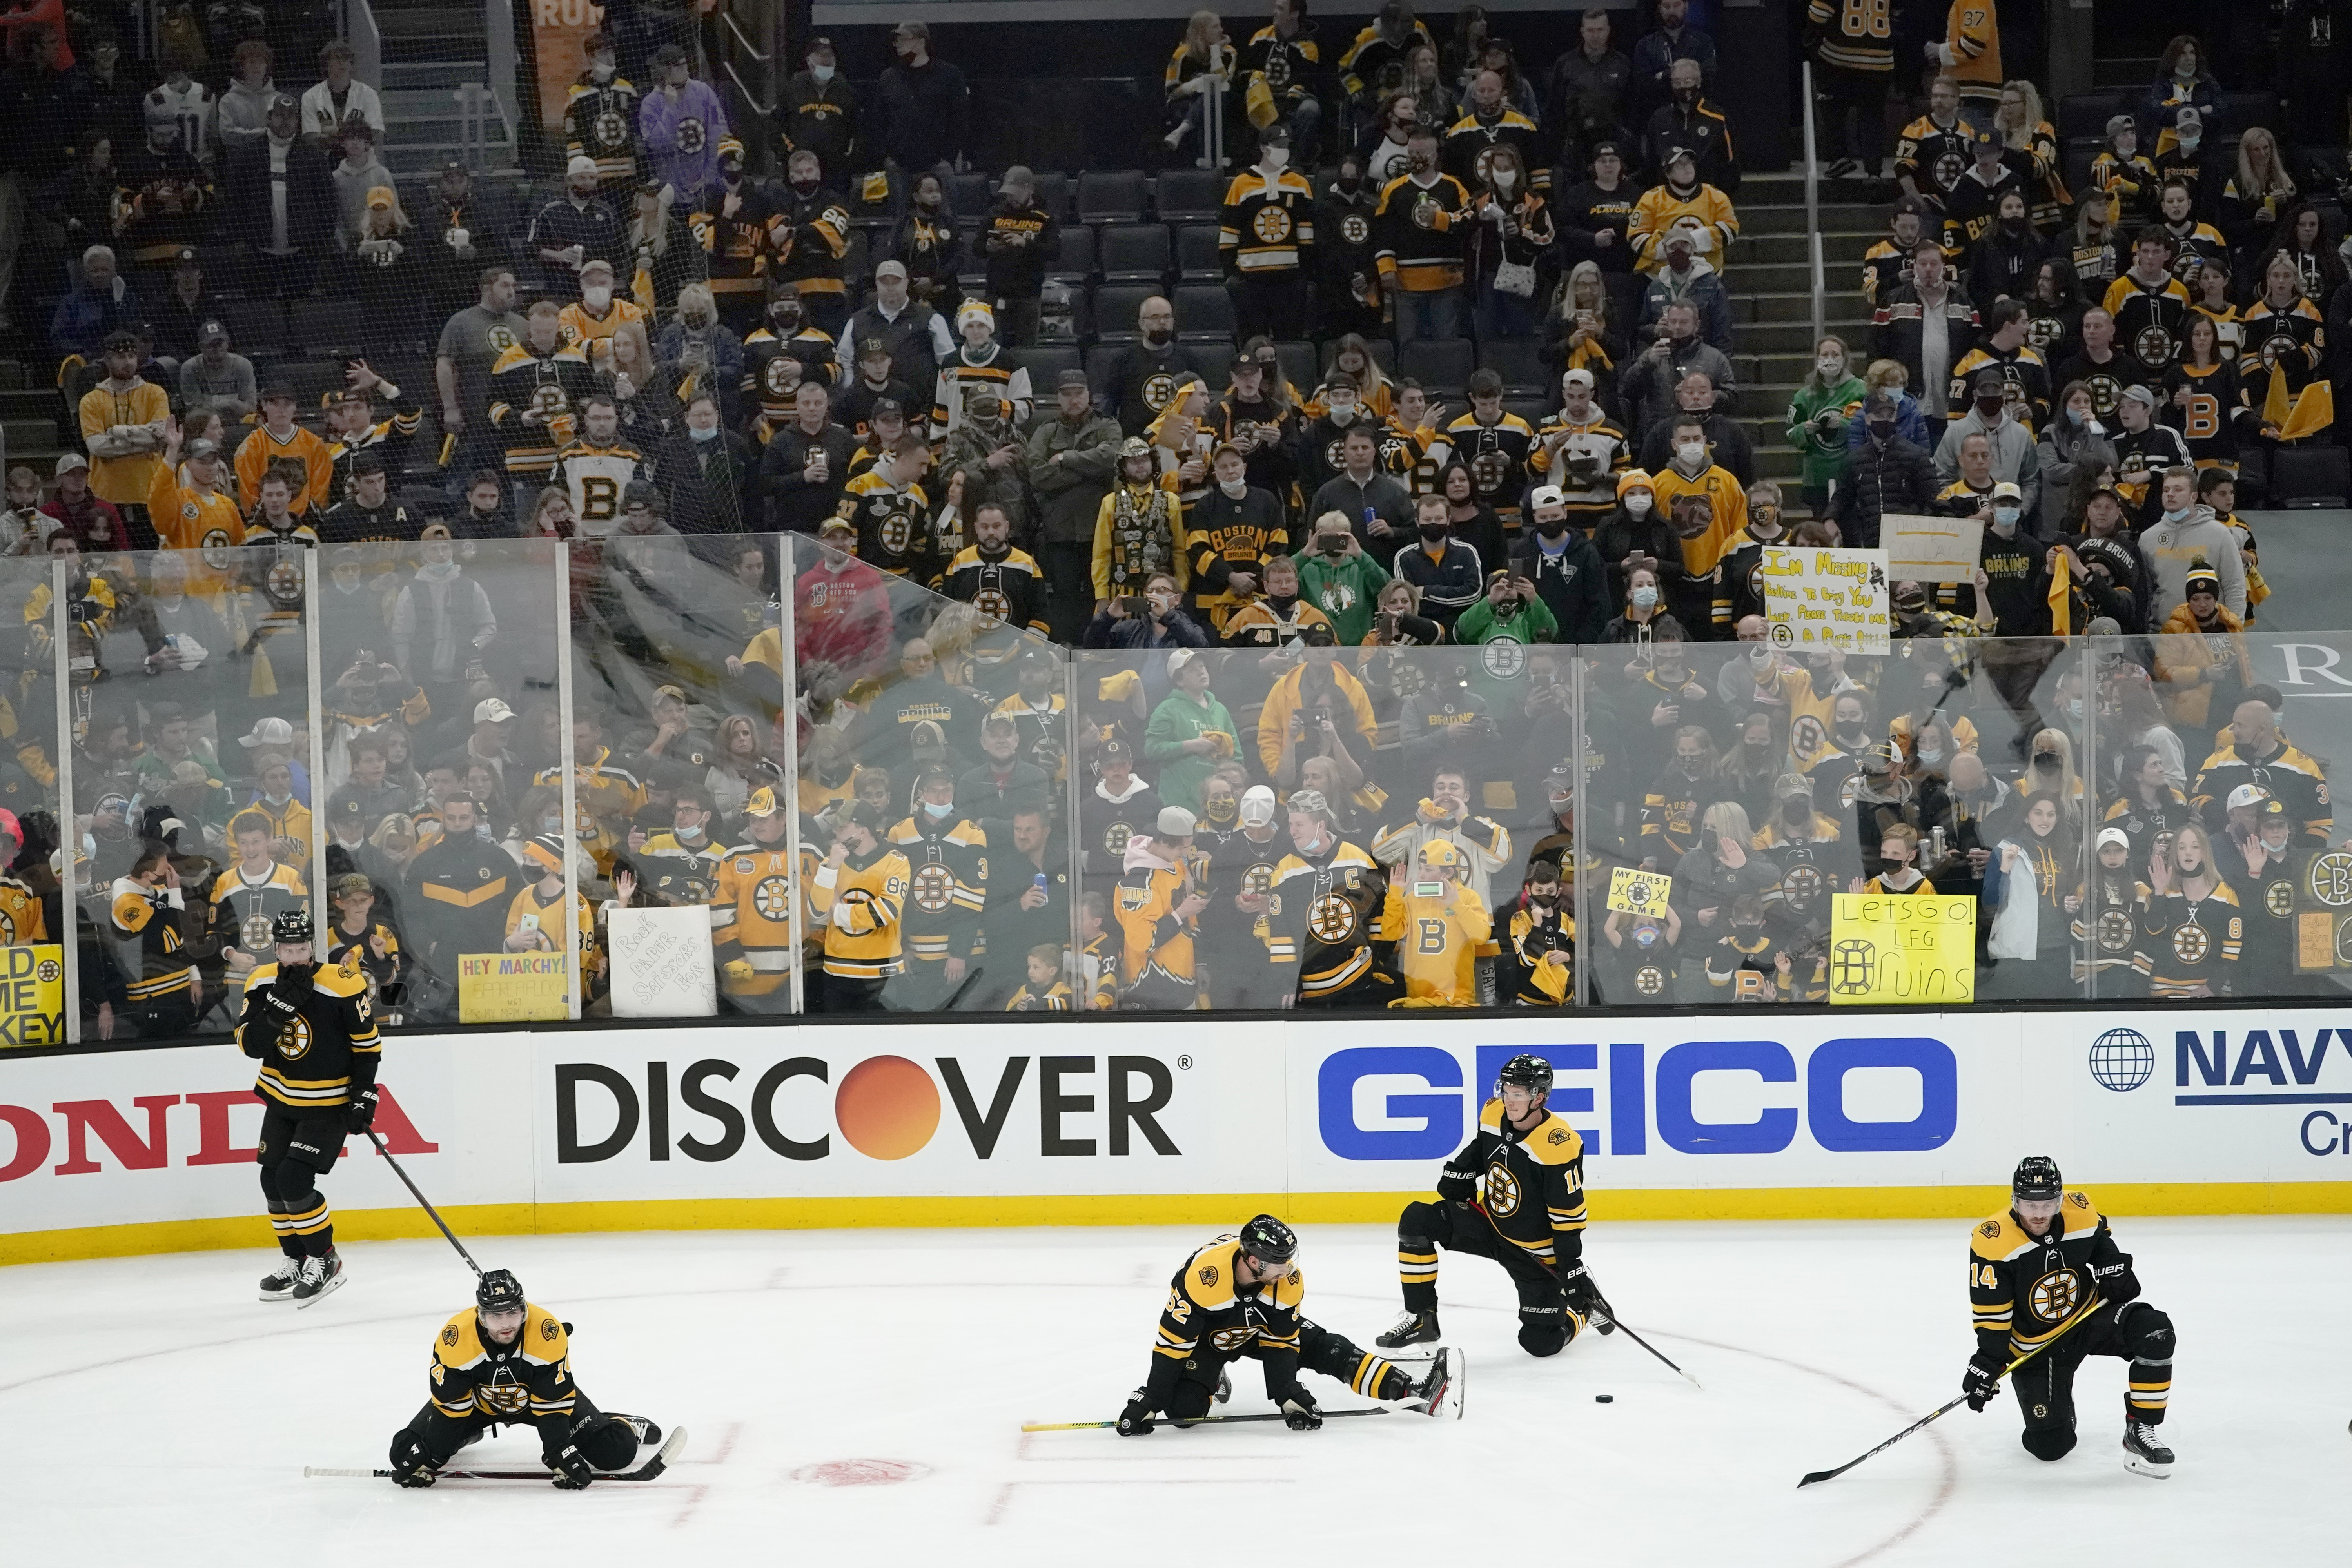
[428,1303,577,1431]
[711,839,814,994]
[1968,1191,2119,1355]
[0,875,47,944]
[1459,1097,1587,1267]
[1266,842,1385,997]
[1147,1235,1305,1400]
[1377,876,1490,1006]
[237,955,379,1111]
[809,848,910,979]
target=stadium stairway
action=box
[375,0,519,176]
[0,359,61,481]
[1725,170,1879,489]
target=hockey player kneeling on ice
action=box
[1380,1053,1603,1357]
[1965,1157,2176,1476]
[388,1269,661,1488]
[1117,1216,1458,1434]
[239,909,380,1307]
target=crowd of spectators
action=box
[0,5,2345,1027]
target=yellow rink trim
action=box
[8,1183,2352,1267]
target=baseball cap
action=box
[238,716,295,749]
[1775,772,1815,799]
[1991,480,2023,501]
[186,437,221,460]
[54,452,88,475]
[1562,368,1596,390]
[817,514,858,537]
[173,247,200,269]
[2095,826,2130,851]
[1286,788,1333,820]
[2119,384,2158,410]
[873,259,908,280]
[474,697,516,724]
[1156,806,1196,838]
[365,185,396,210]
[808,34,836,55]
[1529,485,1566,511]
[1239,785,1277,828]
[198,318,228,344]
[329,872,374,898]
[2225,783,2270,811]
[1055,368,1090,390]
[566,154,599,178]
[1166,648,1199,677]
[869,396,905,419]
[744,785,782,818]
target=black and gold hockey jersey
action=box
[109,877,195,1004]
[564,74,641,185]
[426,1302,579,1436]
[486,342,598,476]
[1894,116,1973,205]
[1947,342,2052,431]
[1220,167,1318,276]
[1528,411,1632,524]
[809,846,910,980]
[1443,410,1536,517]
[940,545,1050,635]
[1116,860,1204,1007]
[1374,172,1472,294]
[2102,272,2194,380]
[888,815,989,963]
[2132,884,2242,997]
[323,399,423,507]
[1967,1191,2124,1357]
[771,186,852,299]
[1145,1234,1305,1406]
[209,861,309,977]
[1265,841,1386,998]
[742,325,840,428]
[1450,1096,1587,1268]
[1495,898,1573,1005]
[835,470,946,584]
[1443,109,1548,193]
[236,954,379,1111]
[0,874,48,944]
[1807,0,1896,74]
[2191,739,2331,844]
[712,837,808,995]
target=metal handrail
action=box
[725,58,777,119]
[724,10,771,64]
[1801,60,1826,349]
[343,0,381,89]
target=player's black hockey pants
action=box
[398,1393,639,1471]
[1162,1320,1412,1424]
[256,1106,345,1258]
[2012,1299,2175,1461]
[1398,1198,1584,1357]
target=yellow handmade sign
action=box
[457,952,570,1024]
[1606,866,1672,918]
[1828,894,1975,1005]
[1763,546,1891,654]
[0,944,65,1046]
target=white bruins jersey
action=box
[552,441,644,537]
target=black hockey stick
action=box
[1595,1303,1704,1391]
[1023,1408,1394,1432]
[307,1425,690,1483]
[365,1129,483,1279]
[1796,1295,2103,1488]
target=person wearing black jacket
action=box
[1546,10,1634,171]
[1592,476,1679,609]
[223,94,336,296]
[874,22,970,184]
[1553,141,1640,281]
[979,166,1056,347]
[1833,392,1939,550]
[1091,295,1190,436]
[650,394,757,539]
[1314,154,1385,341]
[780,36,859,181]
[760,381,858,535]
[1509,485,1612,645]
[1391,492,1485,631]
[1964,190,2049,313]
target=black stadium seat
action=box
[1078,169,1149,224]
[1174,224,1224,281]
[1052,225,1098,279]
[1477,338,1548,397]
[1155,168,1227,223]
[1091,283,1160,341]
[1172,283,1238,340]
[221,297,287,358]
[1098,224,1172,283]
[289,298,365,359]
[949,171,993,216]
[1029,171,1071,221]
[1024,343,1083,386]
[1270,341,1318,392]
[1181,340,1238,383]
[1398,337,1475,398]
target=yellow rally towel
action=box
[632,259,657,314]
[860,169,891,205]
[2046,547,2072,638]
[1245,74,1278,129]
[2263,365,2334,443]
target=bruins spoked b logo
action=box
[1483,1161,1523,1217]
[2171,922,2209,964]
[910,862,956,914]
[1306,893,1358,944]
[753,875,791,921]
[2029,1267,2081,1322]
[1252,207,1292,244]
[276,1013,314,1062]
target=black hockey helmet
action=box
[1236,1214,1298,1267]
[475,1268,526,1316]
[271,907,314,945]
[1495,1053,1554,1096]
[2011,1156,2063,1203]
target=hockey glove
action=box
[1279,1387,1323,1432]
[1559,1263,1611,1334]
[1435,1161,1481,1204]
[344,1085,379,1135]
[387,1430,439,1488]
[1962,1350,2005,1412]
[1116,1388,1156,1436]
[260,985,305,1029]
[276,962,316,998]
[2091,1255,2140,1308]
[549,1443,597,1489]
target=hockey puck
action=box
[1595,1394,1614,1404]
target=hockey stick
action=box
[307,1425,690,1483]
[365,1129,482,1278]
[1597,1308,1704,1392]
[1796,1295,2104,1488]
[1023,1408,1395,1432]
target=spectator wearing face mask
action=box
[639,45,728,209]
[1619,300,1736,443]
[1509,485,1610,646]
[1316,154,1386,341]
[1220,128,1317,343]
[1186,439,1289,637]
[781,36,859,188]
[566,32,642,195]
[875,21,970,195]
[772,146,853,339]
[1933,367,2043,523]
[1091,293,1189,436]
[532,154,630,303]
[1833,392,1938,552]
[1374,126,1474,344]
[1628,147,1737,279]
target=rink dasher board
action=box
[3,1013,2350,1263]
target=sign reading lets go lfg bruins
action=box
[0,944,66,1046]
[1828,894,1975,1005]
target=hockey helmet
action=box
[1236,1214,1298,1267]
[1495,1052,1553,1096]
[2011,1156,2063,1203]
[475,1268,526,1316]
[270,908,314,946]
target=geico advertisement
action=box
[0,1035,522,1234]
[529,1022,1289,1200]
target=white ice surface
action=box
[0,1218,2341,1566]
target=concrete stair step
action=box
[1733,231,1880,267]
[1740,291,1870,325]
[1739,202,1881,236]
[4,417,55,450]
[1737,321,1851,354]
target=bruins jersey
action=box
[1807,0,1895,73]
[1265,842,1385,998]
[1145,1235,1305,1407]
[506,882,599,973]
[558,296,650,374]
[1640,769,1706,862]
[1377,419,1448,495]
[1453,1097,1587,1268]
[742,325,840,426]
[887,816,989,963]
[551,439,644,537]
[146,464,245,594]
[1116,860,1204,1007]
[1374,172,1472,293]
[1377,876,1491,1006]
[771,186,851,297]
[2072,869,2149,987]
[2238,299,2329,415]
[2165,361,2240,468]
[2132,885,2242,997]
[236,955,379,1111]
[1947,343,2051,432]
[209,862,310,976]
[1496,899,1573,1005]
[486,343,598,475]
[1894,116,1972,203]
[1756,820,1851,929]
[325,918,403,1000]
[836,470,945,583]
[1186,516,1289,634]
[1967,1192,2126,1358]
[426,1303,578,1435]
[695,183,785,293]
[1220,167,1318,275]
[1005,979,1074,1012]
[565,75,641,184]
[323,401,423,507]
[640,831,725,889]
[0,874,47,944]
[109,878,195,1003]
[2101,272,2194,379]
[1443,109,1549,195]
[1443,412,1536,517]
[712,840,811,995]
[941,545,1051,635]
[1528,412,1631,521]
[531,745,647,831]
[809,847,910,979]
[2191,740,2331,844]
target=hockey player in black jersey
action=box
[237,909,380,1307]
[1379,1053,1605,1357]
[387,1268,666,1488]
[1965,1157,2176,1476]
[1115,1216,1460,1435]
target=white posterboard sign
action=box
[1882,512,1984,583]
[1762,547,1891,655]
[608,904,720,1018]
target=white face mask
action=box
[1676,440,1705,467]
[1625,491,1653,516]
[1261,146,1289,170]
[1328,404,1355,425]
[582,284,612,309]
[1817,356,1843,378]
[1219,477,1248,498]
[811,62,835,82]
[1495,171,1516,191]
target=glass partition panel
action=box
[0,556,70,1044]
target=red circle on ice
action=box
[791,1459,932,1487]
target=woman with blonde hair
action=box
[1994,80,2070,233]
[2016,726,2085,816]
[1466,142,1554,341]
[1784,334,1865,512]
[1540,260,1620,397]
[2220,126,2296,267]
[2071,197,2120,287]
[1163,9,1237,156]
[2137,820,2240,998]
[351,185,423,358]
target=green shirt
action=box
[1295,550,1392,644]
[1783,374,1866,489]
[1143,689,1239,813]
